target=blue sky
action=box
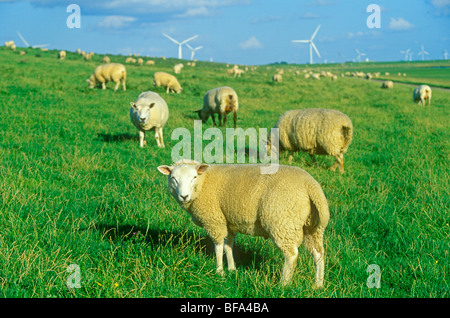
[0,0,449,65]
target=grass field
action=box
[0,47,448,298]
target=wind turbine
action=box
[291,24,321,64]
[417,44,429,61]
[443,49,448,60]
[355,49,366,62]
[16,31,49,48]
[186,43,203,61]
[162,33,198,59]
[400,48,411,61]
[408,51,414,61]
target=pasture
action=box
[0,47,448,298]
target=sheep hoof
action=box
[216,269,225,277]
[313,282,324,289]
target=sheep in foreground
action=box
[413,85,432,106]
[58,50,66,60]
[153,71,182,94]
[130,91,169,148]
[381,80,394,89]
[269,108,353,174]
[196,86,239,128]
[87,63,127,91]
[157,160,329,288]
[273,73,283,82]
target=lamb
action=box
[196,86,239,128]
[102,56,111,64]
[269,108,353,174]
[273,73,283,82]
[129,91,169,148]
[413,85,432,106]
[174,63,184,74]
[381,80,394,89]
[153,71,182,94]
[87,63,127,91]
[157,160,329,288]
[58,50,66,60]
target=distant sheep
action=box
[233,69,244,78]
[58,50,66,60]
[269,108,353,173]
[4,41,15,47]
[153,72,182,94]
[157,160,329,288]
[273,74,283,82]
[413,85,432,106]
[174,63,184,74]
[137,58,144,66]
[87,63,127,91]
[125,57,136,64]
[146,60,155,65]
[381,80,394,89]
[102,56,111,64]
[196,86,239,128]
[311,73,321,80]
[130,91,169,148]
[84,52,94,61]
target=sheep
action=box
[268,108,353,174]
[102,56,111,64]
[58,50,66,60]
[311,73,321,80]
[153,71,182,94]
[76,48,81,54]
[157,160,330,288]
[4,41,15,47]
[10,44,16,51]
[19,51,26,56]
[233,69,244,78]
[129,91,169,148]
[413,85,432,106]
[174,63,184,74]
[196,86,239,128]
[87,63,127,91]
[304,73,310,79]
[84,52,94,61]
[137,58,144,66]
[381,80,394,89]
[125,57,136,64]
[331,75,338,81]
[146,60,155,65]
[365,73,372,80]
[273,73,283,83]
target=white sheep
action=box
[102,56,111,64]
[381,80,394,89]
[130,91,169,148]
[58,50,66,60]
[273,73,283,82]
[196,86,239,128]
[413,85,432,106]
[233,69,244,78]
[174,63,184,74]
[137,58,144,66]
[153,71,182,94]
[4,41,15,47]
[87,63,127,91]
[311,73,321,80]
[146,60,155,65]
[269,108,353,173]
[157,160,329,288]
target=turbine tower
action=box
[443,49,448,60]
[162,33,198,60]
[17,31,49,48]
[186,43,203,61]
[291,24,321,64]
[400,48,411,61]
[355,49,366,62]
[417,44,429,61]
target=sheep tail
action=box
[308,183,330,230]
[341,123,353,147]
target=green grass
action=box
[0,47,448,298]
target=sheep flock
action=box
[2,43,440,289]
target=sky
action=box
[0,0,449,65]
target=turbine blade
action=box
[17,31,30,47]
[180,35,198,45]
[195,46,203,51]
[32,44,50,48]
[310,24,321,41]
[185,43,193,50]
[292,40,309,43]
[163,33,180,44]
[311,42,321,58]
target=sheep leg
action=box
[224,232,236,271]
[280,245,299,286]
[114,81,120,92]
[309,154,316,165]
[211,114,217,126]
[222,113,227,127]
[304,229,325,289]
[329,154,344,173]
[214,242,225,276]
[233,110,237,128]
[101,82,106,90]
[218,113,223,126]
[122,79,126,91]
[158,127,165,148]
[139,130,146,148]
[288,152,294,164]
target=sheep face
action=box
[158,164,209,203]
[131,102,155,125]
[87,74,97,89]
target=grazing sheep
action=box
[19,51,26,56]
[102,56,111,64]
[174,63,184,74]
[153,72,182,94]
[137,58,144,66]
[304,73,310,79]
[76,48,81,54]
[157,160,329,288]
[58,50,66,60]
[87,63,127,91]
[269,108,353,173]
[146,60,155,65]
[10,44,16,51]
[84,52,94,61]
[233,69,244,78]
[4,41,15,47]
[381,80,394,89]
[365,73,372,80]
[413,85,432,106]
[273,73,283,83]
[130,91,169,148]
[311,73,321,80]
[331,75,338,81]
[196,86,239,128]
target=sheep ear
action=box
[196,164,209,175]
[157,165,173,175]
[130,102,137,109]
[149,103,155,109]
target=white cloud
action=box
[97,15,136,28]
[431,0,450,7]
[388,17,414,31]
[299,12,321,19]
[240,36,263,50]
[175,6,211,18]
